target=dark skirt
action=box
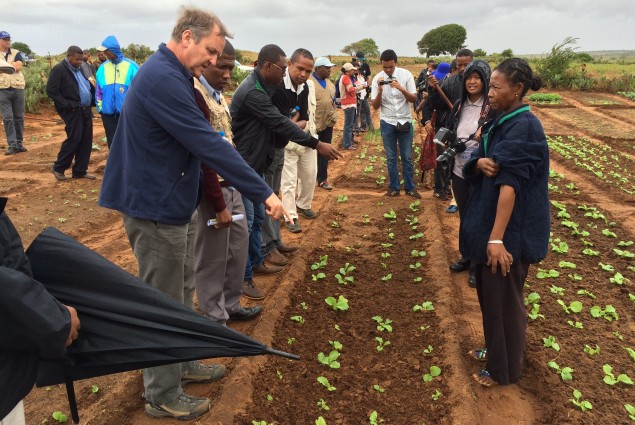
[475,259,530,385]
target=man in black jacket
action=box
[0,197,80,423]
[46,46,96,181]
[230,44,341,290]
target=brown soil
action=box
[2,92,634,425]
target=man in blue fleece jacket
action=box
[98,6,287,421]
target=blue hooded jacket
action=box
[95,35,139,115]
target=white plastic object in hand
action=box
[207,214,245,227]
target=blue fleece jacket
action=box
[459,105,550,264]
[95,35,139,115]
[98,43,273,225]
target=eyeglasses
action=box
[269,62,287,73]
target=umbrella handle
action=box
[265,346,300,360]
[64,371,80,424]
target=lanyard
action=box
[482,105,530,156]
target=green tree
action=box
[11,41,33,56]
[122,44,154,63]
[575,52,594,63]
[500,49,514,59]
[536,36,579,88]
[341,38,379,58]
[473,48,487,57]
[417,24,467,57]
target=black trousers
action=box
[475,259,530,385]
[53,107,93,177]
[451,173,472,220]
[101,113,120,149]
[433,144,451,194]
[316,126,333,184]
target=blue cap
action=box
[0,31,11,39]
[432,62,451,81]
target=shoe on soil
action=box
[385,190,400,197]
[286,218,302,233]
[277,242,299,253]
[468,275,477,288]
[319,181,333,190]
[145,393,211,420]
[181,361,226,385]
[434,191,448,201]
[228,305,263,321]
[51,167,68,181]
[266,247,289,266]
[297,207,318,219]
[243,279,264,300]
[406,190,422,199]
[72,173,97,180]
[4,146,18,155]
[17,145,27,153]
[449,259,470,273]
[446,205,458,214]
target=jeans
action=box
[242,192,265,280]
[0,88,25,148]
[379,120,415,192]
[358,97,374,131]
[342,107,356,148]
[262,148,284,256]
[316,127,333,184]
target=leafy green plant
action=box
[372,316,393,332]
[542,335,560,351]
[618,240,634,247]
[623,347,635,362]
[625,404,635,421]
[369,410,382,425]
[373,384,385,393]
[337,195,349,203]
[312,272,326,281]
[528,93,562,104]
[317,350,341,369]
[568,273,583,281]
[528,303,545,320]
[584,344,600,356]
[582,248,600,256]
[598,262,615,272]
[557,299,583,314]
[603,364,633,385]
[375,336,391,351]
[548,361,573,381]
[423,345,433,355]
[567,320,583,329]
[423,365,442,382]
[550,285,565,295]
[409,232,424,240]
[610,272,626,285]
[576,289,595,299]
[570,389,592,412]
[291,315,305,324]
[317,399,330,411]
[602,228,617,238]
[558,261,576,269]
[381,274,392,282]
[329,340,343,351]
[590,305,618,321]
[537,269,560,279]
[90,384,99,394]
[311,255,329,270]
[331,221,340,228]
[614,248,634,258]
[431,389,442,401]
[325,296,349,311]
[409,262,422,270]
[383,209,397,219]
[317,376,336,391]
[409,200,421,212]
[287,337,296,345]
[413,301,435,312]
[52,411,69,423]
[411,249,427,257]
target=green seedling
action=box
[409,262,422,270]
[52,412,68,423]
[409,200,420,212]
[614,248,634,258]
[610,272,626,285]
[603,364,633,385]
[568,273,583,281]
[312,272,326,281]
[420,325,431,331]
[334,324,341,331]
[381,252,391,259]
[381,242,392,248]
[376,175,386,185]
[558,261,576,269]
[548,361,573,381]
[614,332,624,341]
[409,232,424,240]
[58,217,67,223]
[630,293,635,304]
[266,394,273,402]
[90,384,99,394]
[570,389,592,412]
[383,209,397,219]
[325,296,349,311]
[431,389,442,401]
[582,248,599,256]
[413,277,423,283]
[423,345,433,355]
[317,399,330,411]
[525,292,541,305]
[411,249,426,257]
[373,384,385,393]
[330,340,343,351]
[528,303,545,320]
[290,316,304,324]
[276,370,283,380]
[423,365,442,382]
[590,305,618,321]
[625,404,635,421]
[618,240,634,247]
[584,344,600,356]
[624,347,635,362]
[602,229,617,238]
[380,273,393,282]
[300,302,308,310]
[375,336,391,351]
[311,255,329,270]
[387,231,394,239]
[317,376,336,391]
[567,320,583,329]
[287,337,296,345]
[316,416,327,425]
[599,262,615,271]
[337,195,349,203]
[542,335,560,351]
[550,285,565,295]
[372,316,393,332]
[576,289,595,299]
[369,411,382,425]
[362,214,371,224]
[317,350,341,369]
[364,165,374,173]
[557,299,583,314]
[413,301,435,312]
[536,269,560,279]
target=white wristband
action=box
[488,240,504,244]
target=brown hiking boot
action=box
[265,247,289,266]
[243,279,264,300]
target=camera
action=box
[379,77,396,86]
[434,127,467,164]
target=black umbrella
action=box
[26,227,298,423]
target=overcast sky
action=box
[6,0,635,58]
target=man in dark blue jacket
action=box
[99,7,288,421]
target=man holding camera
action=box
[371,49,419,198]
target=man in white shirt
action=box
[371,49,419,198]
